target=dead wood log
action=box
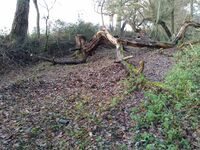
[97,28,139,74]
[31,54,86,65]
[35,21,200,68]
[120,38,175,49]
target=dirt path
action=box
[0,47,175,149]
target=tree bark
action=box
[33,0,40,39]
[173,21,200,44]
[159,21,172,39]
[120,21,127,36]
[45,14,50,51]
[10,0,30,44]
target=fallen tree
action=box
[32,21,200,74]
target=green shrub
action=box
[131,45,200,149]
[51,19,99,42]
[29,20,99,55]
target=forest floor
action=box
[0,47,175,149]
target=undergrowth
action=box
[130,45,200,149]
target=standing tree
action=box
[169,0,175,34]
[41,0,57,51]
[33,0,40,39]
[190,0,194,19]
[10,0,30,44]
[94,0,110,27]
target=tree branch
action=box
[173,21,200,44]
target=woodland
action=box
[0,0,200,149]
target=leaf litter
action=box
[0,47,174,149]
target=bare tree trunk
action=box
[171,0,175,34]
[116,14,122,35]
[10,0,30,44]
[120,21,127,36]
[100,0,105,27]
[159,21,172,39]
[44,14,50,52]
[33,0,40,39]
[190,0,194,19]
[109,14,114,32]
[137,18,172,39]
[42,0,57,52]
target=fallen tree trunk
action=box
[34,21,200,74]
[120,38,175,49]
[76,29,175,60]
[31,54,86,65]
